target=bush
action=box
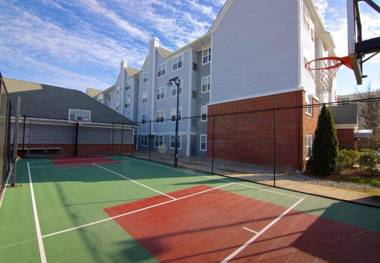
[307,105,339,176]
[359,149,379,171]
[337,149,359,170]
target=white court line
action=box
[30,161,120,169]
[27,162,47,263]
[242,227,258,235]
[93,164,177,200]
[234,182,301,199]
[43,182,234,239]
[221,197,304,263]
[0,169,11,209]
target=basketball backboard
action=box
[347,0,380,84]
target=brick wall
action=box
[18,143,134,157]
[302,97,320,169]
[336,129,356,149]
[208,90,312,171]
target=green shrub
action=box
[359,149,379,171]
[337,149,359,170]
[307,105,339,176]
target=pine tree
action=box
[307,104,339,175]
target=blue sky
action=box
[0,0,379,95]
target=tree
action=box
[307,105,339,175]
[356,85,380,135]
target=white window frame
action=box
[306,96,313,116]
[142,92,148,104]
[125,97,131,108]
[142,72,149,84]
[171,81,183,97]
[141,113,147,124]
[200,134,207,152]
[171,107,182,122]
[201,105,208,122]
[154,135,164,148]
[172,54,183,72]
[170,135,182,150]
[156,87,165,101]
[201,75,210,93]
[140,135,149,147]
[306,135,313,159]
[202,47,211,65]
[155,111,165,123]
[157,63,166,78]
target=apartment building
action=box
[93,0,336,170]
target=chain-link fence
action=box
[132,97,380,207]
[0,77,11,194]
[12,116,135,159]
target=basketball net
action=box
[305,56,353,91]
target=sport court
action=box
[1,156,379,262]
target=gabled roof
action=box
[329,104,358,125]
[158,47,172,58]
[4,78,133,125]
[126,66,139,76]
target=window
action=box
[140,135,148,147]
[171,81,182,97]
[157,63,166,77]
[201,105,208,122]
[170,135,181,150]
[171,107,182,122]
[125,84,131,91]
[172,54,183,71]
[202,48,211,65]
[142,92,148,104]
[200,135,207,151]
[306,96,313,115]
[156,87,165,101]
[141,114,147,124]
[155,135,164,148]
[142,72,149,84]
[193,62,198,71]
[201,75,210,93]
[306,135,313,158]
[125,97,131,108]
[156,111,165,123]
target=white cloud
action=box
[76,0,150,42]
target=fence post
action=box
[211,115,216,174]
[22,115,26,153]
[121,122,124,155]
[11,96,21,187]
[111,122,114,155]
[148,121,152,161]
[273,109,277,187]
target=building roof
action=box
[329,104,358,125]
[158,47,173,58]
[4,78,133,125]
[86,87,102,97]
[126,66,139,76]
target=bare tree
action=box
[356,85,380,135]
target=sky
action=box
[0,0,379,95]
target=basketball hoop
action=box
[305,56,353,91]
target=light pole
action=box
[168,77,180,167]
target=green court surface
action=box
[0,156,379,262]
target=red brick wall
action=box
[208,90,307,170]
[18,144,134,157]
[302,97,320,169]
[336,129,356,149]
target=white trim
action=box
[336,124,358,129]
[172,53,184,72]
[201,47,211,65]
[157,63,166,78]
[201,75,211,93]
[27,162,47,263]
[209,0,235,34]
[221,197,304,262]
[94,164,176,200]
[170,107,182,122]
[171,79,182,97]
[156,86,165,101]
[200,105,208,122]
[154,135,165,148]
[209,88,303,106]
[155,110,165,123]
[200,134,207,152]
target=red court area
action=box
[104,185,380,263]
[52,156,119,166]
